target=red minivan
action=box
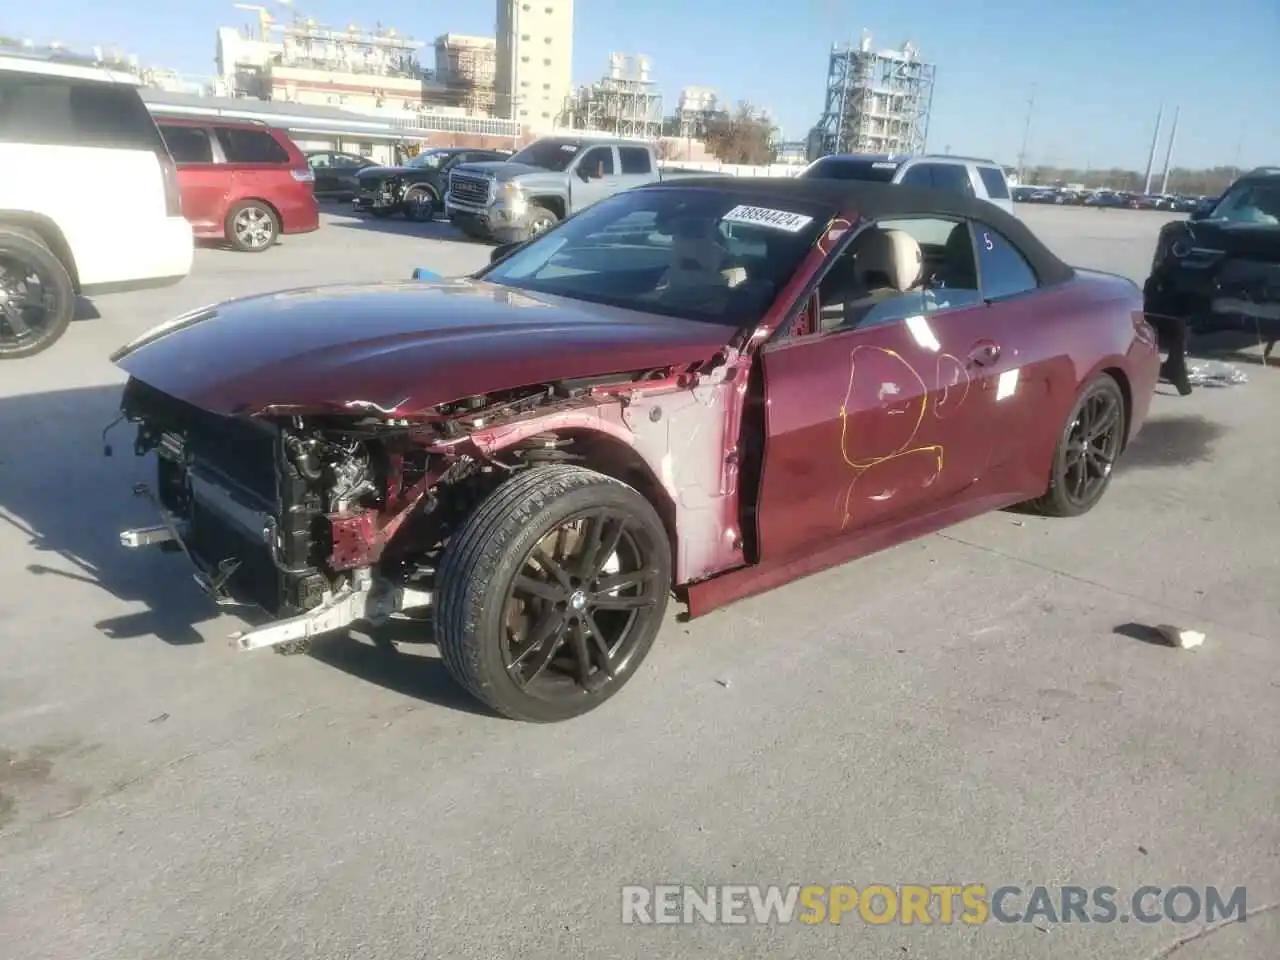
[153,117,320,252]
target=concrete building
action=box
[494,0,574,131]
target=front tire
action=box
[523,204,559,241]
[1026,373,1127,517]
[435,464,672,722]
[0,228,75,359]
[402,187,436,222]
[226,201,279,252]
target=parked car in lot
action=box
[306,150,377,201]
[153,116,319,252]
[1145,166,1280,362]
[445,136,704,243]
[353,147,512,222]
[110,178,1159,721]
[0,49,193,358]
[800,153,1015,215]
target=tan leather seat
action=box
[822,228,924,331]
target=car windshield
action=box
[407,151,450,169]
[802,156,900,182]
[480,187,829,327]
[1208,181,1280,224]
[508,139,582,172]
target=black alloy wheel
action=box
[435,464,671,722]
[1028,373,1127,517]
[0,229,75,359]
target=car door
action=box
[156,122,227,233]
[307,153,337,195]
[967,218,1069,475]
[753,218,1003,560]
[331,154,371,196]
[569,146,619,212]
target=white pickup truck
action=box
[445,136,702,243]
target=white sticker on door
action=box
[721,205,814,233]
[996,367,1020,401]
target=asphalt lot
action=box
[1,204,1277,959]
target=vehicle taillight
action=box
[291,167,315,183]
[158,151,183,217]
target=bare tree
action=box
[703,101,777,166]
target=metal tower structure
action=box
[807,32,935,161]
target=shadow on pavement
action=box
[322,204,490,244]
[1119,414,1226,471]
[310,624,496,718]
[73,297,101,323]
[0,383,502,714]
[1112,622,1177,647]
[0,384,217,645]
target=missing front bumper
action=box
[119,491,431,651]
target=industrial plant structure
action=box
[216,7,437,112]
[434,34,496,115]
[567,53,664,139]
[807,32,936,161]
[663,86,724,139]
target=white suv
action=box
[800,154,1016,216]
[0,50,194,358]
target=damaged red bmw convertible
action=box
[111,178,1160,721]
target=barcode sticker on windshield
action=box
[722,205,814,233]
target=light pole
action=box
[1015,82,1035,183]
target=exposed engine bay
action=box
[114,356,747,652]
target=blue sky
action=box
[5,0,1277,169]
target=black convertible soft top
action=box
[644,176,1075,287]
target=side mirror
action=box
[576,164,592,183]
[490,240,525,263]
[1189,207,1209,221]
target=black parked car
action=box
[305,151,378,201]
[1144,167,1280,360]
[353,147,512,222]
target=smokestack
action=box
[1159,106,1180,195]
[1142,104,1164,195]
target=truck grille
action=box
[450,173,491,206]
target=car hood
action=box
[451,161,556,182]
[1164,218,1280,261]
[110,279,731,418]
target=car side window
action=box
[619,146,652,175]
[579,146,615,177]
[0,74,164,151]
[898,164,933,189]
[814,217,982,334]
[308,152,331,168]
[972,223,1039,300]
[214,127,290,164]
[160,125,214,164]
[929,164,976,197]
[976,165,1010,200]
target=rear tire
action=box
[0,228,75,360]
[435,464,671,722]
[1025,373,1127,518]
[226,201,279,252]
